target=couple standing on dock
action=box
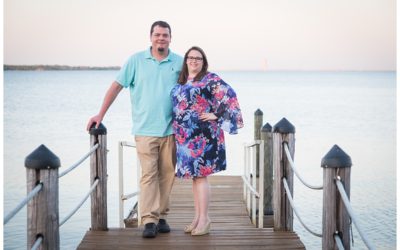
[86,21,243,239]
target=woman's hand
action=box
[199,113,218,121]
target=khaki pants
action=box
[135,135,176,225]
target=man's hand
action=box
[86,114,103,131]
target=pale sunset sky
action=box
[3,0,396,71]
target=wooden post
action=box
[272,118,295,231]
[89,123,108,230]
[261,123,273,218]
[322,145,352,250]
[254,109,263,177]
[25,144,60,250]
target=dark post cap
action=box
[254,109,263,116]
[89,123,107,135]
[25,144,61,169]
[261,123,272,132]
[321,144,352,168]
[272,118,295,134]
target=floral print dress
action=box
[171,72,244,178]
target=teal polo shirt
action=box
[116,48,183,136]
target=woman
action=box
[171,46,243,236]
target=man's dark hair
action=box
[150,21,171,36]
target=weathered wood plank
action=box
[90,131,108,230]
[78,176,305,250]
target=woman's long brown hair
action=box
[177,46,209,84]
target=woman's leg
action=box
[191,178,200,226]
[193,176,211,231]
[184,178,200,232]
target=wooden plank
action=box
[78,176,305,249]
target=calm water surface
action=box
[4,70,396,249]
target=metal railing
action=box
[242,140,264,228]
[118,141,141,228]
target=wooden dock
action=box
[77,176,305,250]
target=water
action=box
[4,70,396,249]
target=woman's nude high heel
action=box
[191,221,211,236]
[184,224,196,233]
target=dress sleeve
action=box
[207,73,244,134]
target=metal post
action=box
[258,140,264,228]
[118,142,124,228]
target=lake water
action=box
[4,70,396,249]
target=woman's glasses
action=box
[187,56,203,62]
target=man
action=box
[86,21,183,238]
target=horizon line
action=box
[3,64,396,73]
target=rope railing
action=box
[4,143,101,228]
[59,143,101,226]
[283,143,323,190]
[336,177,376,250]
[282,178,322,237]
[15,124,108,249]
[31,236,43,250]
[4,183,43,225]
[59,143,99,178]
[59,178,100,226]
[122,191,140,201]
[249,112,376,249]
[334,233,345,250]
[241,176,260,198]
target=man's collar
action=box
[146,47,171,62]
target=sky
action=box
[3,0,396,71]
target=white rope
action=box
[336,178,376,250]
[241,176,260,198]
[334,233,345,250]
[283,143,323,190]
[122,191,140,201]
[59,179,99,226]
[282,178,322,237]
[59,143,99,177]
[4,183,43,225]
[30,236,43,250]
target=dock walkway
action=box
[78,176,305,250]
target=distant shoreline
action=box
[4,65,121,71]
[3,65,394,72]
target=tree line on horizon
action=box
[4,65,121,70]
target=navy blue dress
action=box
[171,72,243,178]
